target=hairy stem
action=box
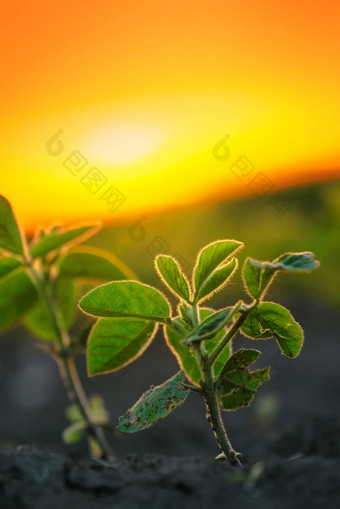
[207,301,256,368]
[191,302,200,327]
[203,375,242,467]
[194,344,242,467]
[190,303,242,466]
[25,261,112,459]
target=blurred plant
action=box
[63,394,111,457]
[79,239,319,466]
[0,195,134,458]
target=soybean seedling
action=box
[78,239,320,466]
[0,195,134,458]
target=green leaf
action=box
[221,388,255,411]
[211,341,234,380]
[223,366,270,391]
[0,195,25,256]
[165,317,202,384]
[243,252,320,300]
[65,396,109,426]
[0,257,21,279]
[241,302,304,358]
[183,307,233,345]
[155,255,191,302]
[22,276,75,341]
[62,422,85,444]
[0,269,38,331]
[79,281,171,322]
[59,246,133,281]
[89,395,109,424]
[178,301,195,328]
[219,349,270,411]
[222,349,261,372]
[165,309,232,385]
[30,225,100,259]
[275,252,320,272]
[87,318,158,375]
[196,258,238,302]
[193,239,243,293]
[241,310,272,340]
[117,371,189,433]
[169,315,189,336]
[65,403,83,423]
[242,258,277,300]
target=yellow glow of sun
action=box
[1,1,340,230]
[84,125,163,166]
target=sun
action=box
[84,125,163,166]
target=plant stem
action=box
[198,347,242,467]
[190,301,242,467]
[191,302,200,327]
[25,261,112,459]
[207,301,256,368]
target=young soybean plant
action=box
[78,239,320,466]
[0,195,134,458]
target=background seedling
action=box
[79,239,319,466]
[0,195,134,458]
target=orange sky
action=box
[1,0,339,229]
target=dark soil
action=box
[0,296,339,508]
[1,415,340,509]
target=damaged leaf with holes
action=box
[118,371,189,432]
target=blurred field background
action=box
[94,179,340,308]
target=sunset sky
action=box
[1,0,339,230]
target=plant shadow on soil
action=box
[0,295,339,508]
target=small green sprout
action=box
[79,239,320,466]
[0,195,134,458]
